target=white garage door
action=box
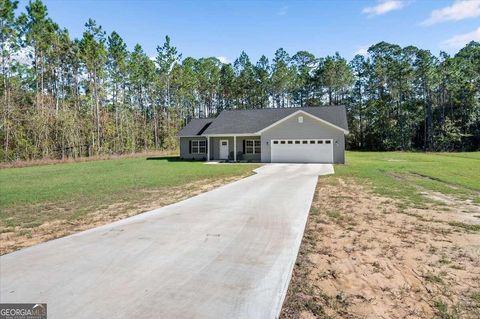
[271,139,333,163]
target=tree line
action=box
[1,0,479,161]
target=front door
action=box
[219,140,229,160]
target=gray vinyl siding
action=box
[260,114,345,164]
[209,137,234,160]
[236,137,261,162]
[179,137,208,160]
[209,136,261,161]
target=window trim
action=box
[245,139,261,154]
[270,139,334,146]
[191,139,206,154]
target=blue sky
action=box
[17,0,480,62]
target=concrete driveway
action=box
[0,164,333,319]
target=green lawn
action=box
[2,151,478,213]
[334,152,480,206]
[1,151,478,235]
[0,157,257,229]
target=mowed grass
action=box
[335,152,480,206]
[0,157,257,228]
[1,152,478,233]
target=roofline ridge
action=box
[220,105,345,112]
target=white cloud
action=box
[422,0,480,26]
[442,27,480,48]
[362,0,405,16]
[216,56,230,64]
[355,46,370,56]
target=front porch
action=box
[207,135,261,162]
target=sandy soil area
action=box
[0,176,244,255]
[281,178,480,319]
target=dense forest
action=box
[1,0,479,161]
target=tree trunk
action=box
[94,70,101,153]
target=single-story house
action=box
[177,105,349,164]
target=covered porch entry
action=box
[207,135,261,162]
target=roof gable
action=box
[201,106,348,135]
[257,110,349,134]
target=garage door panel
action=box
[271,139,333,163]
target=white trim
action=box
[256,110,349,134]
[271,138,333,144]
[207,136,210,161]
[191,139,207,154]
[203,133,260,137]
[245,139,261,155]
[233,136,237,161]
[178,135,208,138]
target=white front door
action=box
[219,140,229,159]
[271,139,334,163]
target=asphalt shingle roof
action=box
[176,118,213,137]
[202,105,348,135]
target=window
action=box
[310,140,316,144]
[287,141,293,144]
[245,140,261,154]
[255,141,261,154]
[273,140,279,144]
[318,140,324,144]
[280,141,286,144]
[302,140,308,144]
[191,140,206,154]
[298,116,303,123]
[325,140,331,144]
[295,140,300,144]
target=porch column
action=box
[233,136,237,162]
[207,136,210,161]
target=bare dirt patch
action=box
[280,178,480,319]
[0,175,245,255]
[422,191,480,220]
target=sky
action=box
[16,0,480,63]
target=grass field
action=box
[1,157,256,207]
[1,151,478,254]
[335,152,480,206]
[0,156,257,253]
